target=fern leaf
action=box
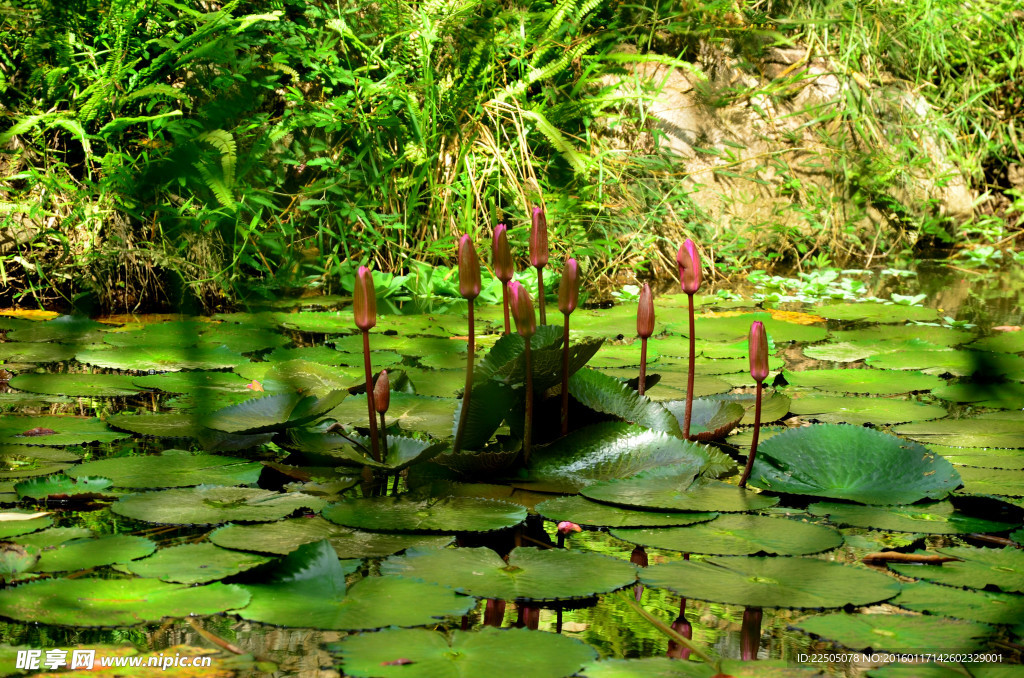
[521,108,586,174]
[541,0,579,44]
[197,129,237,188]
[0,113,57,144]
[49,118,93,157]
[193,161,236,210]
[123,84,190,104]
[98,110,183,137]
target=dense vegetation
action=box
[1,0,1021,312]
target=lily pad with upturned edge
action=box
[534,495,717,528]
[893,581,1024,625]
[34,534,155,573]
[807,501,1018,534]
[124,542,272,583]
[323,496,526,533]
[888,546,1024,593]
[582,468,779,513]
[112,487,326,525]
[794,612,992,653]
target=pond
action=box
[0,264,1022,678]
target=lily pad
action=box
[9,372,148,397]
[199,324,289,353]
[534,495,716,528]
[794,612,992,652]
[636,372,733,401]
[807,501,1018,534]
[112,487,326,525]
[66,451,262,488]
[803,340,945,363]
[956,466,1024,496]
[15,474,115,501]
[641,556,900,608]
[0,342,76,362]
[707,392,791,425]
[611,514,843,556]
[781,369,944,395]
[276,310,354,332]
[816,303,938,323]
[866,349,1024,378]
[324,496,525,533]
[895,414,1024,448]
[970,332,1024,354]
[582,469,779,513]
[204,390,346,434]
[210,517,453,558]
[8,315,107,342]
[381,546,637,602]
[131,370,252,393]
[76,345,246,371]
[34,534,155,573]
[668,312,828,344]
[106,412,206,438]
[893,581,1024,624]
[266,345,351,365]
[12,526,92,549]
[125,542,272,583]
[569,369,681,436]
[328,392,456,439]
[833,324,971,347]
[888,547,1024,593]
[0,578,250,626]
[334,627,598,678]
[0,445,79,479]
[0,511,52,539]
[260,359,364,395]
[403,368,467,397]
[662,398,745,441]
[749,425,961,504]
[0,416,129,446]
[932,381,1024,409]
[931,445,1024,470]
[788,396,946,425]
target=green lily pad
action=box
[788,396,946,425]
[8,315,107,342]
[816,303,939,323]
[9,373,148,397]
[581,657,824,677]
[641,556,900,608]
[403,368,467,397]
[895,413,1024,448]
[200,324,289,353]
[266,345,351,365]
[0,342,76,362]
[260,359,365,394]
[333,627,598,678]
[210,517,453,558]
[449,380,517,450]
[749,425,961,504]
[833,324,971,347]
[15,475,115,501]
[106,412,206,438]
[0,543,38,583]
[35,534,155,573]
[781,369,945,395]
[328,392,456,439]
[204,390,347,434]
[662,398,745,441]
[932,381,1024,409]
[893,581,1024,624]
[611,514,843,556]
[636,371,733,401]
[276,310,355,332]
[112,487,326,525]
[969,332,1024,354]
[582,469,779,513]
[867,349,1024,378]
[794,612,992,652]
[76,345,245,371]
[534,495,716,528]
[657,355,784,376]
[131,370,252,393]
[569,369,681,435]
[889,547,1024,593]
[932,445,1024,470]
[381,546,637,602]
[807,501,1019,534]
[0,416,129,446]
[957,466,1024,496]
[124,542,272,583]
[324,496,525,533]
[527,422,734,494]
[803,339,944,363]
[235,540,472,630]
[0,511,53,539]
[66,451,262,488]
[668,312,828,344]
[0,578,250,627]
[102,321,204,348]
[12,526,92,549]
[707,392,791,425]
[588,341,660,369]
[0,445,79,479]
[726,425,787,448]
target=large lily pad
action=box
[105,412,206,438]
[0,416,129,446]
[788,396,946,425]
[816,303,938,322]
[125,542,272,583]
[259,359,364,395]
[794,612,993,652]
[381,546,637,602]
[0,578,250,626]
[535,495,716,528]
[210,517,453,558]
[112,487,325,525]
[66,451,262,488]
[867,349,1024,378]
[569,369,681,436]
[611,514,843,556]
[0,342,76,362]
[781,368,944,394]
[0,445,79,479]
[323,496,526,533]
[749,425,961,504]
[833,324,971,347]
[9,373,145,397]
[15,474,116,501]
[8,315,107,342]
[131,370,252,394]
[889,547,1024,593]
[328,392,456,439]
[895,413,1024,448]
[449,380,517,450]
[661,398,745,441]
[102,320,205,348]
[893,581,1024,624]
[957,466,1024,496]
[333,627,598,678]
[641,556,900,608]
[932,381,1024,409]
[34,534,155,573]
[0,511,52,539]
[707,392,791,425]
[668,312,828,343]
[807,501,1019,534]
[970,332,1024,354]
[582,469,779,513]
[76,345,245,371]
[803,339,943,363]
[204,390,346,434]
[932,444,1024,470]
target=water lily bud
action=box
[637,283,654,339]
[630,545,648,568]
[354,265,377,331]
[373,370,390,414]
[749,321,769,382]
[558,258,580,315]
[492,224,513,283]
[530,206,548,269]
[557,521,582,535]
[676,239,702,294]
[458,235,481,300]
[508,281,536,338]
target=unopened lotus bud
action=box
[492,224,513,283]
[458,235,481,300]
[677,239,702,294]
[508,281,536,338]
[530,206,549,269]
[630,545,648,568]
[637,283,654,339]
[749,321,769,383]
[667,618,693,660]
[557,521,582,536]
[373,370,390,414]
[558,258,579,315]
[353,266,377,331]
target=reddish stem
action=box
[740,607,763,661]
[561,314,570,436]
[536,267,546,325]
[524,339,533,465]
[502,282,511,335]
[738,380,763,488]
[639,337,648,396]
[452,300,475,454]
[362,330,381,463]
[683,292,696,439]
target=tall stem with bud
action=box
[354,266,381,463]
[493,224,513,335]
[677,239,702,439]
[531,206,549,326]
[558,258,580,435]
[739,320,769,488]
[637,283,654,395]
[453,235,481,455]
[373,371,394,494]
[509,281,537,464]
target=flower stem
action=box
[561,314,570,436]
[362,330,381,463]
[738,380,763,488]
[683,292,696,439]
[638,337,648,396]
[502,282,511,335]
[452,300,475,454]
[537,268,546,325]
[524,339,534,465]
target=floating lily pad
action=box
[534,495,716,528]
[582,469,779,513]
[749,425,961,505]
[131,370,252,393]
[0,342,76,362]
[588,342,660,369]
[788,396,946,425]
[636,372,733,401]
[266,345,350,365]
[35,534,155,573]
[581,657,824,677]
[0,445,79,479]
[8,315,107,342]
[611,514,843,556]
[0,578,250,626]
[932,381,1024,409]
[334,627,598,678]
[970,332,1024,354]
[641,556,900,608]
[833,324,971,347]
[15,474,115,501]
[0,416,129,446]
[125,542,272,583]
[0,511,52,539]
[707,392,791,425]
[816,303,938,323]
[323,496,525,533]
[895,414,1024,448]
[76,345,245,371]
[569,369,681,436]
[807,501,1018,534]
[210,517,453,558]
[893,581,1024,624]
[327,392,456,439]
[260,359,365,394]
[276,311,354,332]
[957,466,1024,496]
[200,324,289,353]
[889,547,1024,593]
[382,546,636,601]
[726,426,787,448]
[803,339,944,363]
[867,349,1024,378]
[662,398,745,441]
[106,412,206,438]
[403,368,467,397]
[235,540,472,630]
[794,612,992,652]
[12,526,92,549]
[112,487,325,525]
[931,444,1024,470]
[66,451,262,488]
[668,312,828,344]
[781,369,944,394]
[204,390,346,434]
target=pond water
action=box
[0,264,1022,678]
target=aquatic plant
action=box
[509,280,537,464]
[738,320,768,488]
[637,282,654,396]
[676,239,702,439]
[492,224,514,335]
[530,206,549,325]
[558,257,580,435]
[452,235,481,455]
[354,265,381,462]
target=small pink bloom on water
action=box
[557,521,582,535]
[245,380,264,392]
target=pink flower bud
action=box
[354,265,377,331]
[749,321,769,382]
[637,283,654,339]
[373,370,390,414]
[458,235,481,300]
[557,521,582,535]
[558,258,580,315]
[492,224,513,283]
[530,206,549,269]
[508,281,536,338]
[676,239,702,294]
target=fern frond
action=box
[98,110,183,137]
[193,161,237,210]
[541,0,579,44]
[197,129,237,188]
[521,108,586,174]
[49,118,93,157]
[0,112,58,144]
[123,84,191,104]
